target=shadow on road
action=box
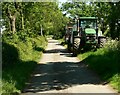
[23,61,101,93]
[44,49,67,54]
[43,44,72,57]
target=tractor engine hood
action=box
[85,28,96,34]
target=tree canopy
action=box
[2,2,68,38]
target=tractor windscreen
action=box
[80,20,97,29]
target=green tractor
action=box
[65,17,106,55]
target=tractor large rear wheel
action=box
[72,37,81,56]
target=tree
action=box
[108,2,120,39]
[2,3,20,33]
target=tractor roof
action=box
[79,17,98,20]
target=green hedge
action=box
[2,32,47,94]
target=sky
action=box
[58,0,67,7]
[59,0,67,3]
[58,0,71,17]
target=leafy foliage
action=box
[2,2,68,38]
[2,31,47,94]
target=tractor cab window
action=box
[80,20,97,29]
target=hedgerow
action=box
[2,31,47,94]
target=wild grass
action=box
[2,61,37,94]
[2,32,47,94]
[77,39,120,92]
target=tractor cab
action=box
[78,17,98,44]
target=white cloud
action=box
[59,0,67,3]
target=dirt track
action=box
[22,38,117,94]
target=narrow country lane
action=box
[21,38,117,95]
